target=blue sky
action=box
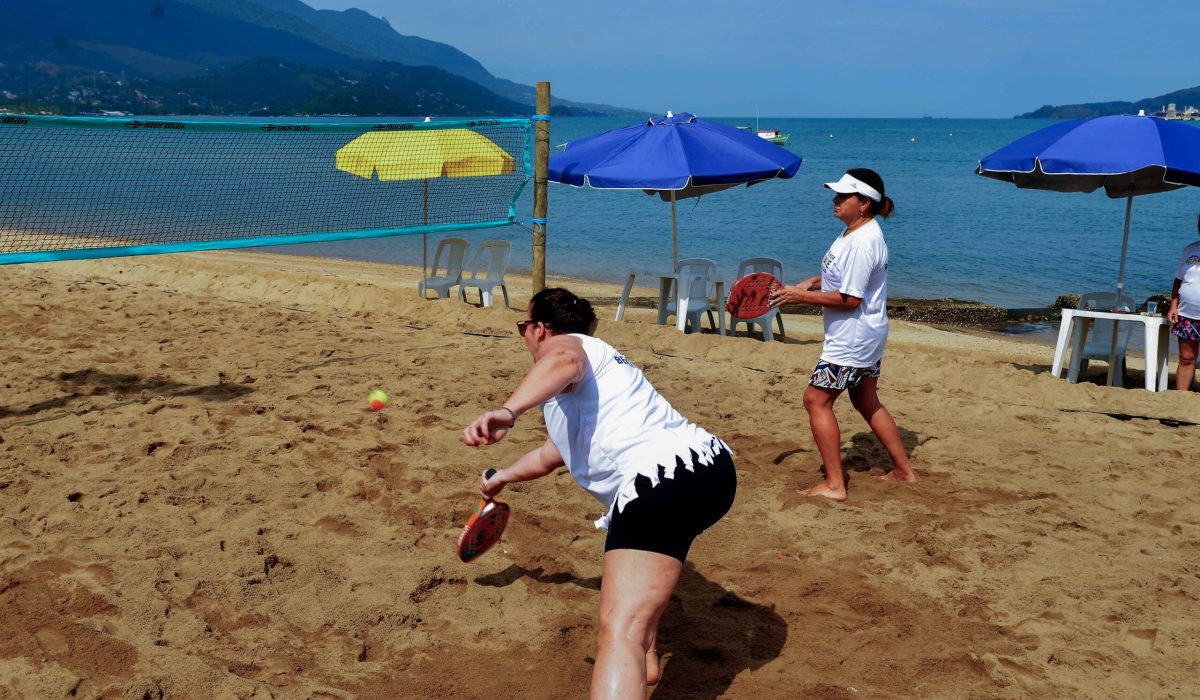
[305,0,1200,118]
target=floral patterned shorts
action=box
[809,359,882,391]
[1173,315,1200,342]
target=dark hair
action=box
[846,167,895,218]
[529,287,597,335]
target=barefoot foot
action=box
[878,469,917,483]
[799,483,847,501]
[646,648,665,686]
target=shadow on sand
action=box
[0,368,256,424]
[474,562,787,699]
[475,564,600,591]
[842,424,921,475]
[1013,360,1182,390]
[653,563,787,699]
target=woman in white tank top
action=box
[462,288,736,698]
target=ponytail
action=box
[876,195,895,218]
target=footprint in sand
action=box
[34,627,71,655]
[1122,627,1157,657]
[996,656,1042,682]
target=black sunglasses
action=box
[517,319,551,335]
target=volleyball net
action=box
[0,114,532,264]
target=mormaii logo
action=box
[261,124,311,132]
[372,123,414,131]
[126,120,185,130]
[465,120,501,127]
[1,116,29,125]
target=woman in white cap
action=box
[768,168,916,500]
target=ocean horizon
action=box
[283,115,1200,317]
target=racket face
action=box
[727,272,781,319]
[456,500,510,563]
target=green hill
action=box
[0,0,636,116]
[0,58,530,117]
[1017,85,1200,119]
[173,58,531,116]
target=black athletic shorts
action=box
[604,447,737,562]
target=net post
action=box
[532,82,551,294]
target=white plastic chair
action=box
[418,237,469,299]
[1078,291,1137,384]
[729,257,786,341]
[459,239,512,308]
[665,257,718,333]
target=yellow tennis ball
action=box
[368,389,390,411]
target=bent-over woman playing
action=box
[462,287,737,698]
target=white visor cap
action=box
[823,173,882,202]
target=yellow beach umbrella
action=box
[335,128,516,283]
[336,129,516,181]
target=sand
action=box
[1,250,1198,699]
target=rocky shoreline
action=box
[589,294,1065,329]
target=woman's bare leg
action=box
[1176,338,1198,391]
[848,377,916,482]
[592,549,682,699]
[802,384,848,500]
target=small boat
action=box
[737,125,790,146]
[755,128,790,146]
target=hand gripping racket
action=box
[726,272,782,319]
[456,469,511,563]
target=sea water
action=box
[295,116,1200,312]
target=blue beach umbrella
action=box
[550,111,802,263]
[977,113,1200,299]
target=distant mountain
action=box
[0,0,355,78]
[0,58,531,116]
[179,58,534,116]
[175,0,498,87]
[1017,85,1200,119]
[211,0,640,115]
[0,0,638,116]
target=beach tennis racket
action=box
[456,469,510,563]
[726,272,782,318]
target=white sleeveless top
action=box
[541,334,728,530]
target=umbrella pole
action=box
[671,190,678,267]
[1116,192,1133,299]
[1106,192,1134,387]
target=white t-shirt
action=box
[819,218,890,367]
[1174,241,1200,320]
[541,334,727,530]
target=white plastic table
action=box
[614,271,726,335]
[1050,308,1170,391]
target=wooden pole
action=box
[532,82,550,293]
